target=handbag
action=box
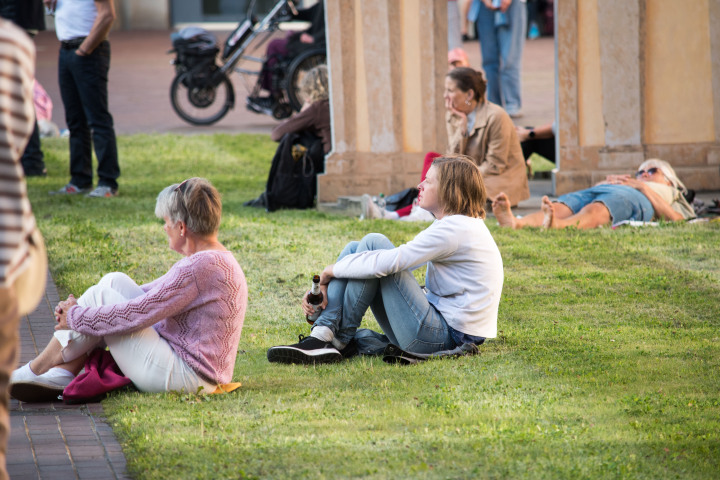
[63,348,132,404]
[14,228,47,316]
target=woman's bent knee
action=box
[360,233,393,251]
[98,272,133,288]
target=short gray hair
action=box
[154,177,222,235]
[638,159,687,194]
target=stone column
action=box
[555,0,720,193]
[318,0,447,202]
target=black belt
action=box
[60,37,86,49]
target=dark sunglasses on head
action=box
[174,179,189,192]
[635,167,659,178]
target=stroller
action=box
[168,0,326,125]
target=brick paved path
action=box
[8,270,130,480]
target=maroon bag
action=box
[63,348,132,404]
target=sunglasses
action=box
[635,167,659,178]
[174,179,189,192]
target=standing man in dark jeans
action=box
[0,0,48,177]
[45,0,120,198]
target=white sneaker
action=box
[10,366,75,403]
[86,185,118,198]
[10,362,37,383]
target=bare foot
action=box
[492,192,517,228]
[541,196,556,228]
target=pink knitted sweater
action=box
[67,250,247,384]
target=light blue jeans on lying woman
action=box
[556,184,655,223]
[313,234,457,355]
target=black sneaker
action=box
[267,335,342,365]
[340,338,359,359]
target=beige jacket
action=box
[447,101,529,206]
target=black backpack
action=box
[265,131,324,211]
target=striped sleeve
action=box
[0,19,38,287]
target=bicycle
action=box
[168,0,327,126]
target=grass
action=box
[28,134,720,479]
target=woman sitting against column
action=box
[267,155,504,364]
[10,178,248,402]
[362,67,529,220]
[445,66,529,206]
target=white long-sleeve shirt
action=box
[332,215,504,338]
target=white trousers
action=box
[55,272,214,393]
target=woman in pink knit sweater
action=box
[10,178,248,402]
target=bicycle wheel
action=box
[285,48,327,112]
[170,70,235,126]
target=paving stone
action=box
[8,272,130,480]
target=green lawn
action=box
[28,135,720,479]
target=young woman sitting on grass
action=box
[10,178,248,402]
[492,159,696,229]
[267,155,504,364]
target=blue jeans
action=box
[314,234,456,354]
[476,0,527,114]
[58,41,120,189]
[557,184,655,223]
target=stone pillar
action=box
[555,0,720,193]
[318,0,447,202]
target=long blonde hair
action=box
[638,159,687,194]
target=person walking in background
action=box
[474,0,527,118]
[447,0,464,51]
[0,18,47,479]
[45,0,121,198]
[0,0,48,177]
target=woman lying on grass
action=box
[11,178,247,402]
[267,155,504,364]
[492,159,695,229]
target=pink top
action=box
[67,250,248,384]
